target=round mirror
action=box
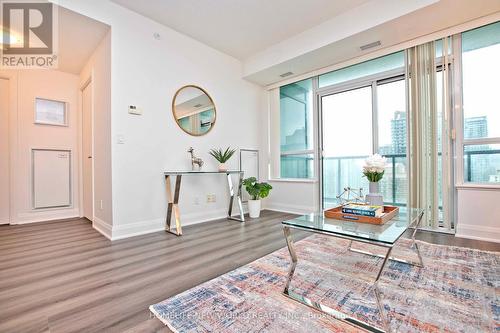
[172,85,216,136]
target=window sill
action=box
[269,178,318,184]
[455,183,500,191]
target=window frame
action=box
[277,77,318,181]
[454,33,500,187]
[316,67,406,210]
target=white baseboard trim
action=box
[111,218,164,241]
[456,224,500,244]
[12,208,80,225]
[93,216,113,240]
[264,202,315,215]
[110,208,248,241]
[0,218,10,225]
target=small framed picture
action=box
[34,98,68,126]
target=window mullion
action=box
[372,81,378,154]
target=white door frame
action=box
[0,76,10,224]
[0,71,18,225]
[79,75,94,221]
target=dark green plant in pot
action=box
[242,177,272,200]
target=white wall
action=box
[79,30,113,238]
[456,187,500,243]
[1,69,80,224]
[56,0,266,240]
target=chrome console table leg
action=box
[227,172,245,222]
[165,175,182,236]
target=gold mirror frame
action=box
[171,85,217,136]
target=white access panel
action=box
[239,149,259,202]
[32,149,72,209]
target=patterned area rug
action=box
[150,235,499,332]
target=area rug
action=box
[150,235,500,332]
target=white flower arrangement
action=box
[362,154,387,182]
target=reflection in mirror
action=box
[172,85,216,136]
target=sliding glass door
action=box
[319,70,454,231]
[320,78,409,211]
[321,86,372,209]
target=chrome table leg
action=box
[282,226,385,333]
[283,226,298,293]
[165,175,182,236]
[409,210,425,267]
[349,211,425,268]
[227,172,245,222]
[374,246,393,333]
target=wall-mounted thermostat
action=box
[128,105,143,115]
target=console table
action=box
[164,171,245,236]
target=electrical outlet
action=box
[206,194,216,203]
[194,196,200,205]
[100,200,103,210]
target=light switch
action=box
[117,135,125,144]
[128,105,142,115]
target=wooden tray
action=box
[324,205,399,225]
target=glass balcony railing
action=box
[322,154,407,208]
[280,149,500,209]
[464,148,500,183]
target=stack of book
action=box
[342,203,384,217]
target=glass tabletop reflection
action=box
[282,209,423,245]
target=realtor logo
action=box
[1,0,58,68]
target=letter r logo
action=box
[2,2,53,54]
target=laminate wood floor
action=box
[0,210,498,333]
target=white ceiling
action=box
[109,0,500,86]
[245,0,500,85]
[57,6,110,74]
[110,0,371,60]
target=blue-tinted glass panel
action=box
[280,79,313,152]
[318,51,404,88]
[280,154,314,179]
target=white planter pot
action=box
[365,181,384,206]
[218,163,227,172]
[248,199,261,218]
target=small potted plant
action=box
[209,147,236,172]
[362,154,387,206]
[243,177,272,218]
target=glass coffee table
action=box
[282,209,424,333]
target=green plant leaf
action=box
[209,147,236,163]
[243,177,272,200]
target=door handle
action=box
[87,156,92,159]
